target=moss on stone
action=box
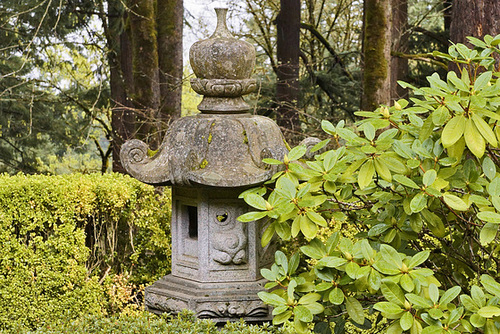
[200,159,208,169]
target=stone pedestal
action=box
[145,187,274,321]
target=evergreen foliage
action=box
[240,35,500,333]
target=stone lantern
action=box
[120,8,288,322]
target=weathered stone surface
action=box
[145,275,271,322]
[190,9,255,81]
[120,7,285,323]
[120,114,287,187]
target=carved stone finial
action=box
[189,8,257,113]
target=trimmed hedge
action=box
[28,311,286,334]
[0,173,171,332]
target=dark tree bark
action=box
[362,0,392,111]
[157,0,183,131]
[104,0,183,172]
[129,0,161,147]
[104,0,135,173]
[391,0,408,101]
[450,0,500,45]
[276,0,301,140]
[443,0,452,34]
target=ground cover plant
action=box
[240,34,500,333]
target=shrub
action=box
[239,34,500,333]
[28,311,286,334]
[0,173,171,332]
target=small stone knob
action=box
[189,8,256,113]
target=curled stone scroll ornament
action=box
[191,78,256,97]
[121,139,149,164]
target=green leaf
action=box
[472,113,497,147]
[443,193,469,211]
[439,286,461,305]
[474,71,492,91]
[358,160,375,189]
[481,274,500,297]
[488,178,500,197]
[400,312,414,331]
[380,281,406,306]
[238,211,268,222]
[316,256,348,268]
[298,292,321,305]
[442,115,466,148]
[273,310,292,325]
[261,224,275,247]
[329,288,345,305]
[276,177,297,199]
[263,158,284,165]
[408,250,430,269]
[311,139,330,153]
[374,302,404,316]
[294,305,313,322]
[275,251,288,273]
[410,192,427,213]
[460,295,479,312]
[470,314,486,328]
[243,193,267,210]
[429,284,439,304]
[299,215,318,239]
[363,122,376,141]
[306,211,328,227]
[432,106,449,126]
[346,297,365,325]
[480,222,498,245]
[483,157,497,180]
[423,169,437,187]
[393,174,420,189]
[477,306,500,318]
[374,157,392,182]
[405,294,433,308]
[421,325,445,334]
[465,117,486,158]
[400,274,415,292]
[477,211,500,223]
[288,145,307,161]
[258,291,287,306]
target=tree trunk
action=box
[157,0,183,133]
[105,0,135,173]
[450,0,500,45]
[362,0,392,111]
[390,0,408,101]
[129,0,161,148]
[276,0,301,140]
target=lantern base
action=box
[145,274,272,323]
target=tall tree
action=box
[362,0,392,110]
[391,0,409,100]
[276,0,301,140]
[450,0,500,45]
[103,0,183,171]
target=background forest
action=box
[1,0,495,175]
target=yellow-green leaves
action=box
[358,160,375,189]
[465,117,486,158]
[443,193,469,211]
[442,115,466,148]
